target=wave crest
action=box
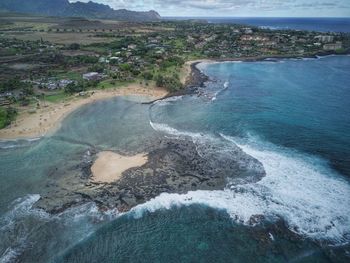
[137,122,350,244]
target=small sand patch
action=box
[91,151,148,183]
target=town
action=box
[1,14,349,128]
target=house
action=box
[240,35,270,42]
[315,35,334,43]
[47,83,58,90]
[242,28,253,34]
[0,92,13,98]
[98,57,109,63]
[128,44,137,50]
[323,42,342,51]
[110,57,122,63]
[58,79,74,88]
[83,72,103,81]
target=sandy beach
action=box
[91,151,148,183]
[181,59,212,84]
[0,84,168,140]
[0,59,201,140]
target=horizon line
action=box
[162,16,350,19]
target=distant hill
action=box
[0,0,161,21]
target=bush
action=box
[88,64,105,73]
[64,81,86,94]
[0,77,26,92]
[0,107,17,129]
[68,43,80,50]
[142,71,153,80]
[160,56,185,68]
[155,74,183,92]
[119,63,132,71]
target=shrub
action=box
[155,74,183,92]
[142,71,153,80]
[64,81,86,94]
[0,107,17,129]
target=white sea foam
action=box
[137,123,350,243]
[0,194,48,231]
[0,247,22,263]
[316,54,336,59]
[0,137,42,149]
[211,81,229,101]
[0,195,47,263]
[0,195,119,263]
[150,121,206,140]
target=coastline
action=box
[184,52,350,89]
[1,52,347,141]
[0,84,168,140]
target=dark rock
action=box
[34,136,265,214]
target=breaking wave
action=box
[0,138,41,150]
[0,195,119,263]
[144,123,350,244]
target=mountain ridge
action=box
[0,0,161,21]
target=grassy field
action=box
[53,70,83,81]
[43,91,69,103]
[97,79,136,90]
[1,31,115,45]
[0,13,170,45]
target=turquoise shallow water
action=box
[1,56,350,262]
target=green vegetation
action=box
[43,92,68,103]
[64,81,87,94]
[53,71,82,81]
[1,14,349,130]
[155,74,183,92]
[0,107,17,129]
[0,77,28,93]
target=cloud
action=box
[69,0,350,16]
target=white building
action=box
[83,72,103,81]
[323,41,342,51]
[315,35,334,43]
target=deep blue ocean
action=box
[166,17,350,32]
[1,56,350,262]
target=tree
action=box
[119,63,132,71]
[0,107,17,129]
[64,81,86,94]
[155,74,183,92]
[142,71,153,80]
[68,43,80,50]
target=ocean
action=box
[166,17,350,32]
[1,56,350,262]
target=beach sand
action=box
[91,151,148,183]
[0,59,201,140]
[180,59,210,84]
[0,84,167,140]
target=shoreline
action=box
[0,84,168,140]
[1,52,347,140]
[184,52,350,90]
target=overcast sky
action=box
[69,0,350,17]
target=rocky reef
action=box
[34,136,265,214]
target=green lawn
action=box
[43,92,69,103]
[54,71,82,81]
[97,79,134,90]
